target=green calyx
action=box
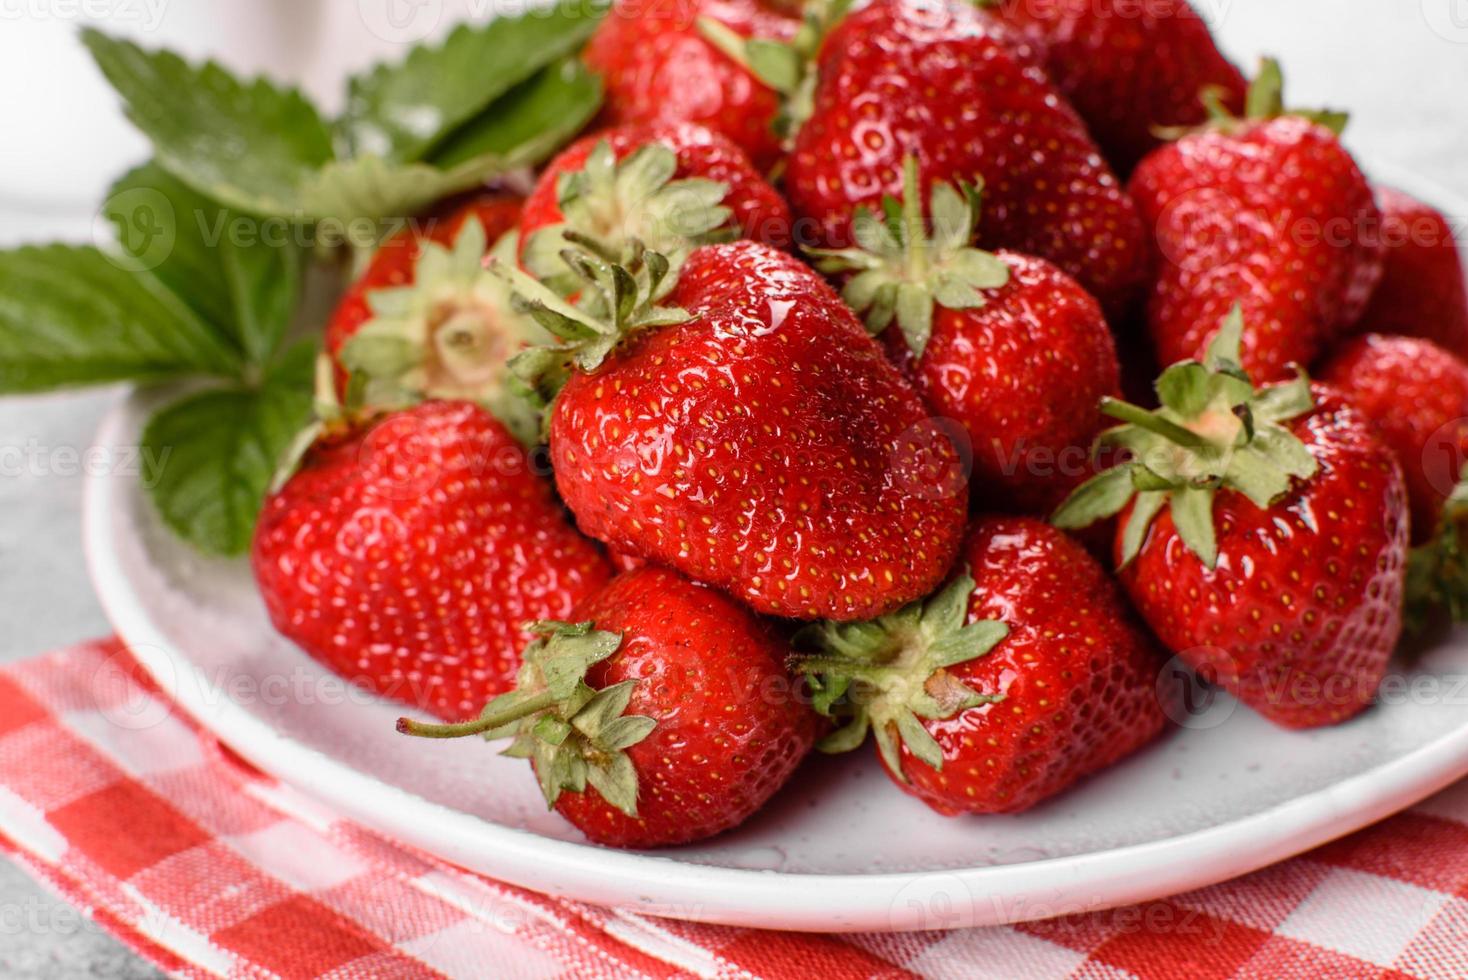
[1406,476,1468,631]
[522,140,734,295]
[695,0,853,143]
[497,241,690,419]
[1051,307,1319,569]
[806,156,1009,358]
[791,570,1009,782]
[397,621,657,818]
[338,217,547,442]
[1167,56,1348,139]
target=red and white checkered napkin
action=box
[3,639,1468,979]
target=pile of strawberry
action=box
[247,0,1468,849]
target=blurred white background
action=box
[0,1,1465,974]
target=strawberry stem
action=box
[396,689,559,739]
[1100,397,1210,449]
[900,155,928,280]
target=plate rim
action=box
[83,158,1468,934]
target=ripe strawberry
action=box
[325,195,534,412]
[793,516,1167,814]
[990,0,1247,174]
[398,566,820,848]
[783,0,1146,317]
[583,0,800,172]
[1319,334,1468,541]
[517,121,792,293]
[252,401,612,722]
[1129,60,1384,381]
[1356,186,1468,359]
[1318,334,1468,623]
[810,158,1119,512]
[501,239,969,621]
[1054,313,1408,729]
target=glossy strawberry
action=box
[583,0,800,171]
[398,567,820,848]
[1129,61,1384,381]
[504,239,969,621]
[1318,334,1468,625]
[1055,315,1408,729]
[252,401,612,721]
[1356,186,1468,359]
[784,0,1146,316]
[810,160,1119,512]
[517,120,791,292]
[325,195,531,408]
[991,0,1247,173]
[795,517,1167,814]
[1319,334,1468,541]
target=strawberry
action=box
[517,121,792,294]
[582,0,800,172]
[252,401,612,722]
[1128,60,1384,381]
[989,0,1247,174]
[793,516,1167,814]
[324,195,536,415]
[783,0,1146,317]
[810,158,1119,512]
[322,197,550,444]
[1356,186,1468,359]
[500,239,969,621]
[397,566,820,848]
[1054,312,1408,729]
[1318,334,1468,624]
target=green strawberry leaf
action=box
[105,162,304,367]
[141,341,315,556]
[429,58,602,171]
[0,244,241,393]
[301,59,601,235]
[337,0,606,163]
[81,29,334,218]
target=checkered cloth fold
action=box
[2,638,1466,979]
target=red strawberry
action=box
[325,195,532,411]
[1356,186,1468,359]
[1319,334,1468,541]
[398,566,820,848]
[252,401,612,722]
[1318,334,1468,624]
[809,159,1119,512]
[991,0,1247,174]
[583,0,800,172]
[517,121,792,292]
[1054,313,1408,729]
[501,239,969,621]
[793,516,1167,814]
[1129,60,1384,381]
[783,0,1146,317]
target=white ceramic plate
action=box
[85,161,1468,933]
